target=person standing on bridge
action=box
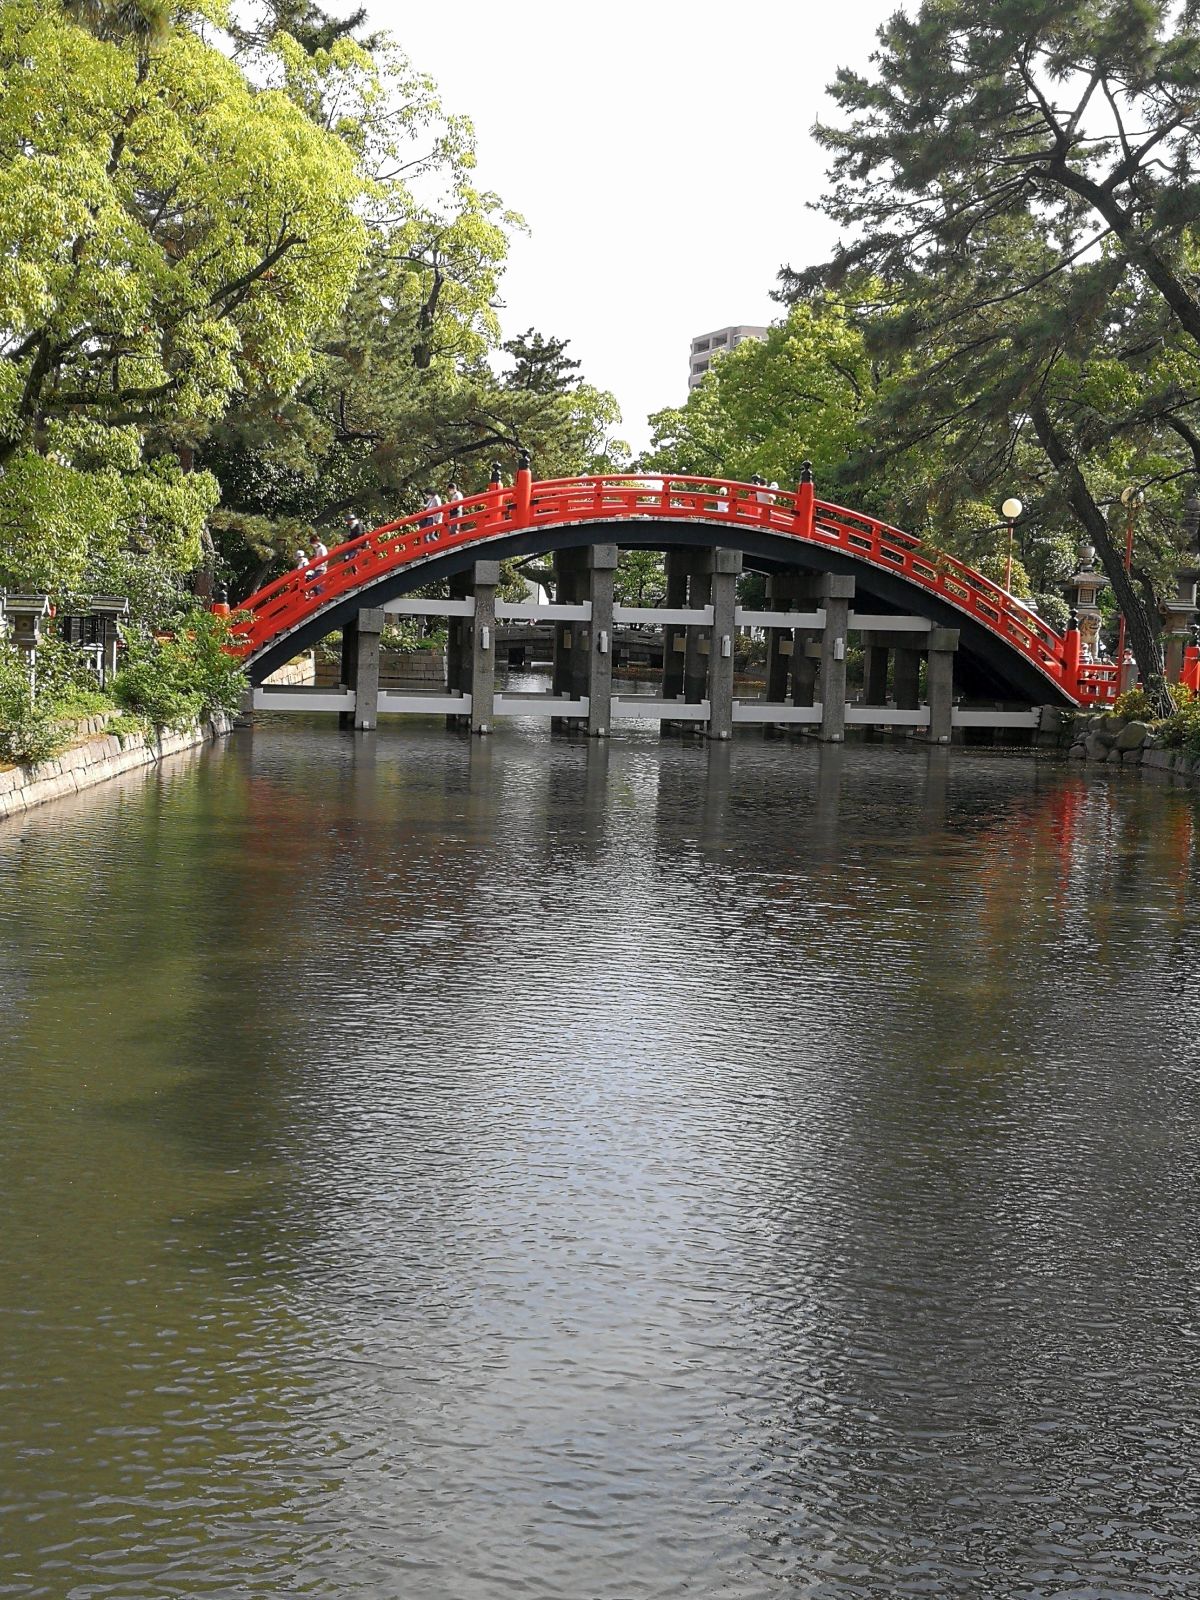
[344,512,364,542]
[309,536,328,594]
[420,487,443,541]
[293,547,308,571]
[446,482,464,521]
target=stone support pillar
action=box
[347,608,384,731]
[922,627,959,744]
[552,547,586,734]
[684,564,713,707]
[470,560,499,734]
[446,570,473,731]
[707,548,742,740]
[817,573,855,742]
[894,646,922,711]
[587,544,617,737]
[791,639,820,707]
[338,615,359,730]
[660,549,689,703]
[764,575,794,706]
[863,637,890,706]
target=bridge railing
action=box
[228,484,512,658]
[229,472,1118,705]
[1076,661,1120,703]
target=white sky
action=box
[373,0,890,453]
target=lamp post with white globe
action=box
[1001,497,1023,593]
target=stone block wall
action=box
[0,713,232,819]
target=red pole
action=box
[515,449,532,523]
[1067,622,1083,699]
[793,460,815,538]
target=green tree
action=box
[791,0,1200,708]
[642,301,875,492]
[0,0,366,599]
[503,330,583,394]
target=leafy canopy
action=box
[0,0,367,591]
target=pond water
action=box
[2,722,1199,1598]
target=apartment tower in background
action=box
[688,325,768,389]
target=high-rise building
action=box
[688,325,768,389]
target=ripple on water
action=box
[0,728,1199,1598]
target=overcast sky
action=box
[373,0,890,453]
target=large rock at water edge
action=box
[1114,720,1150,752]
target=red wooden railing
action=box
[228,470,1114,705]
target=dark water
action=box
[2,721,1200,1599]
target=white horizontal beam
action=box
[844,706,930,726]
[613,605,714,626]
[612,697,711,720]
[732,702,822,723]
[494,694,589,718]
[495,601,591,621]
[384,597,475,617]
[253,688,354,712]
[951,709,1040,728]
[378,692,472,715]
[848,613,932,632]
[735,609,825,629]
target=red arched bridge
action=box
[230,469,1112,708]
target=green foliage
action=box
[642,300,875,493]
[1113,686,1156,720]
[786,0,1200,700]
[0,643,64,766]
[105,710,151,739]
[0,0,367,594]
[1152,686,1200,753]
[1033,593,1071,633]
[614,550,666,608]
[380,619,445,653]
[113,609,247,728]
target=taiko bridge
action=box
[230,463,1115,741]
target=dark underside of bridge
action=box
[248,519,1071,707]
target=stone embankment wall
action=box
[314,649,445,689]
[0,713,232,820]
[1067,711,1195,776]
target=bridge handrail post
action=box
[1062,609,1082,701]
[794,460,816,538]
[515,450,533,524]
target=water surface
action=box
[2,724,1199,1598]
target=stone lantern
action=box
[1065,541,1108,665]
[90,595,129,685]
[1161,492,1200,684]
[3,593,52,689]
